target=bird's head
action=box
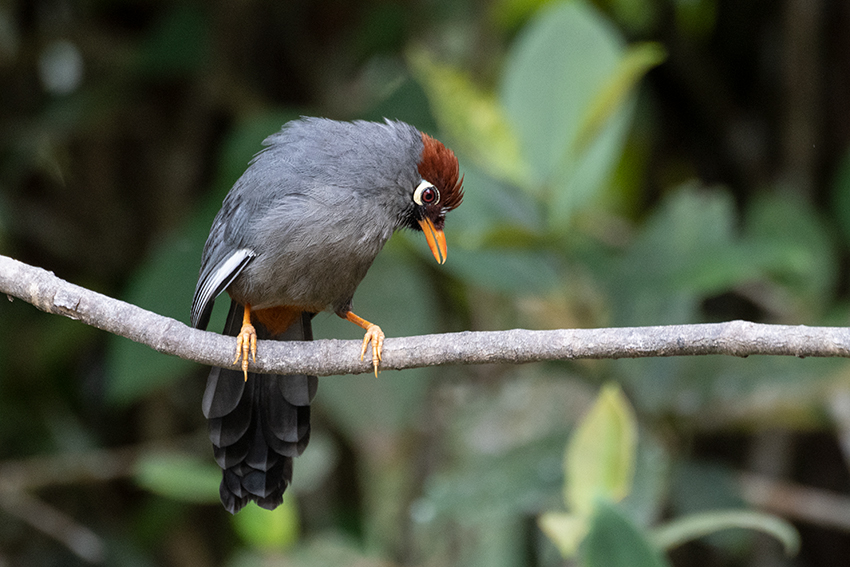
[407,132,464,264]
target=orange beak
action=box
[418,217,447,264]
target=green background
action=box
[1,0,849,565]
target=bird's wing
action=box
[191,247,256,330]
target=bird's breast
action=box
[228,215,392,312]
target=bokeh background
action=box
[2,0,850,565]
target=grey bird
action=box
[190,117,463,513]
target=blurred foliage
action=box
[540,384,797,565]
[134,451,221,504]
[2,0,850,566]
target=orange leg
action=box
[341,311,384,377]
[234,304,257,381]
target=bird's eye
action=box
[413,180,440,206]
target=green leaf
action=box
[573,42,666,152]
[582,499,670,567]
[501,0,623,184]
[566,383,637,516]
[652,510,800,556]
[409,50,528,187]
[538,512,588,558]
[134,451,221,503]
[232,497,300,550]
[500,1,639,225]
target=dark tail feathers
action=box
[202,301,317,514]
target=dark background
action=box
[2,0,850,566]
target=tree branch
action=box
[2,254,850,377]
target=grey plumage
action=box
[191,117,458,514]
[192,118,424,323]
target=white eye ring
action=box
[413,180,440,206]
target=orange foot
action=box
[340,311,385,377]
[234,305,257,381]
[360,324,384,377]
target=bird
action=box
[190,117,463,513]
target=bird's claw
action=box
[234,324,257,381]
[360,324,384,377]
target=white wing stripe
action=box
[191,248,256,327]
